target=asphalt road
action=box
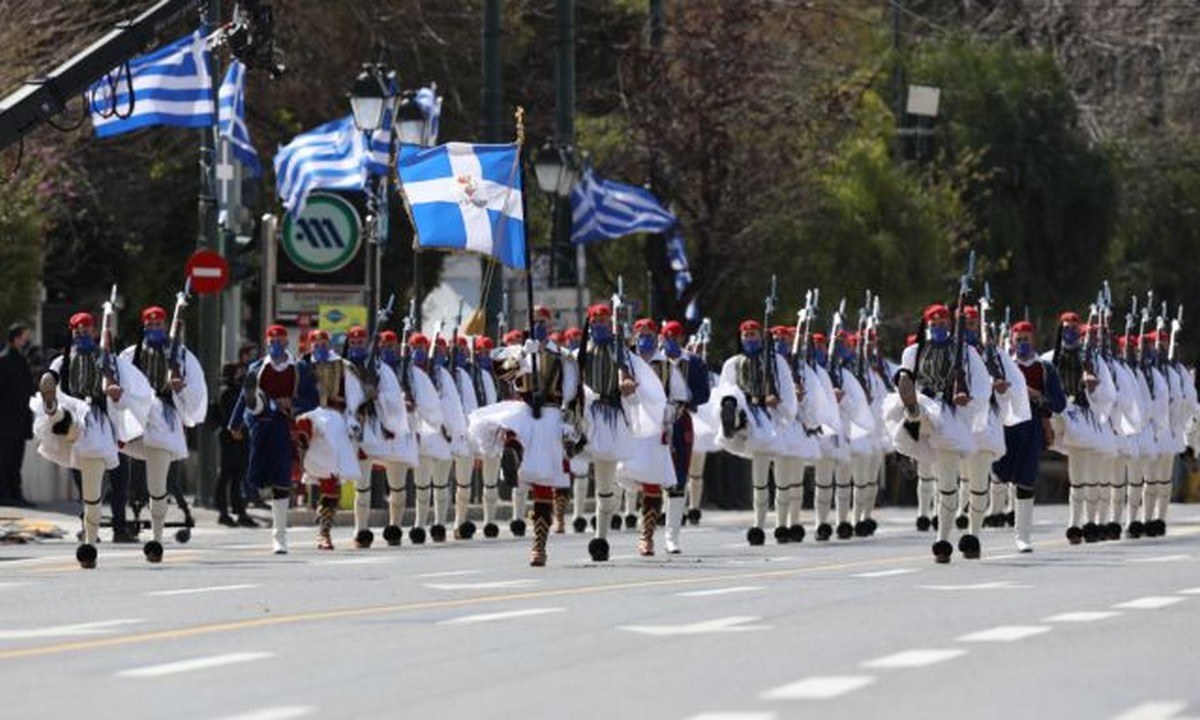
[1,503,1199,720]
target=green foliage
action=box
[0,172,46,326]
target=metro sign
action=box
[281,192,363,274]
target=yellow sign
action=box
[318,304,368,335]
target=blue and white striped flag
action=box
[398,143,525,269]
[89,32,214,138]
[218,60,260,176]
[415,86,442,146]
[274,115,367,214]
[569,166,676,244]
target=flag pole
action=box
[516,107,542,418]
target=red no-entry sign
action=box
[185,249,230,295]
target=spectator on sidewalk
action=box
[0,322,36,507]
[213,343,258,527]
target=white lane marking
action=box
[147,584,260,597]
[761,676,876,700]
[118,652,274,678]
[1179,588,1200,595]
[1129,555,1189,564]
[861,649,966,669]
[0,582,35,589]
[620,616,768,637]
[957,625,1051,642]
[853,569,917,578]
[1114,597,1186,610]
[314,557,394,566]
[1111,701,1194,720]
[1043,611,1123,623]
[676,586,767,598]
[684,714,777,720]
[425,579,539,590]
[0,619,144,640]
[438,608,567,626]
[213,706,316,720]
[919,581,1031,591]
[416,569,480,578]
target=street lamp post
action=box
[534,141,581,323]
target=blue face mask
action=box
[743,339,762,356]
[347,346,367,363]
[636,335,657,354]
[454,349,468,368]
[434,351,448,367]
[313,347,331,363]
[1144,349,1158,364]
[928,326,950,345]
[1017,341,1033,359]
[73,334,96,354]
[775,340,789,356]
[412,348,428,365]
[1062,328,1079,346]
[591,324,612,345]
[533,324,548,342]
[839,346,854,362]
[478,354,493,371]
[964,330,978,346]
[144,328,167,348]
[814,348,828,367]
[382,349,400,365]
[268,340,287,360]
[664,338,681,358]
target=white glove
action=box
[523,339,541,355]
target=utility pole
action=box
[196,0,222,507]
[645,0,667,321]
[481,0,504,336]
[890,0,904,161]
[552,0,576,289]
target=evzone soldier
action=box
[955,305,1027,543]
[685,328,719,526]
[1138,326,1188,537]
[379,329,443,544]
[464,335,507,539]
[767,324,821,543]
[32,309,152,569]
[806,332,851,542]
[712,319,797,546]
[824,328,876,540]
[119,303,208,563]
[660,320,711,552]
[850,329,896,536]
[468,326,579,565]
[231,325,316,554]
[579,302,662,561]
[498,328,531,535]
[887,303,991,563]
[294,329,363,550]
[561,326,594,534]
[1100,329,1146,540]
[615,319,681,555]
[408,333,467,543]
[341,326,417,549]
[992,321,1065,551]
[1045,311,1116,544]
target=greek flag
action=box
[569,167,676,244]
[89,32,214,138]
[218,60,260,176]
[398,143,525,269]
[415,86,442,146]
[274,115,367,214]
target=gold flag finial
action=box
[515,106,525,147]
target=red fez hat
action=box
[846,333,860,348]
[587,303,612,320]
[533,305,552,320]
[308,329,330,342]
[265,324,287,339]
[564,326,584,340]
[1145,331,1164,344]
[70,312,95,330]
[961,305,979,320]
[549,331,564,345]
[347,326,367,341]
[811,333,828,346]
[633,318,658,334]
[502,329,524,345]
[408,332,430,347]
[739,319,762,334]
[377,330,399,344]
[1011,320,1035,334]
[923,304,951,322]
[474,336,495,352]
[660,321,684,338]
[1116,335,1128,349]
[434,336,448,348]
[1059,311,1081,324]
[141,306,167,324]
[455,335,469,347]
[769,325,795,337]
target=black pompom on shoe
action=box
[1066,526,1083,545]
[955,514,969,530]
[853,520,870,538]
[588,537,610,562]
[687,508,702,525]
[958,534,981,560]
[916,516,931,532]
[455,521,477,540]
[354,529,375,549]
[773,527,790,544]
[624,513,638,530]
[1104,522,1123,541]
[174,527,191,544]
[382,525,403,546]
[836,522,853,540]
[815,523,832,542]
[863,518,878,536]
[430,524,447,543]
[509,519,527,537]
[409,527,427,545]
[788,524,806,543]
[76,543,98,569]
[143,540,164,563]
[572,517,588,533]
[609,514,623,531]
[1082,522,1099,543]
[482,522,500,539]
[746,527,766,546]
[932,540,953,564]
[1127,521,1144,539]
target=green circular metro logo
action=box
[281,193,362,273]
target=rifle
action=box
[1169,303,1183,363]
[980,281,1004,381]
[497,290,509,343]
[613,275,631,377]
[950,250,977,404]
[828,297,847,389]
[855,290,870,388]
[398,298,416,403]
[763,274,779,404]
[359,293,395,424]
[1123,295,1138,365]
[689,317,712,364]
[167,277,192,383]
[99,284,120,388]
